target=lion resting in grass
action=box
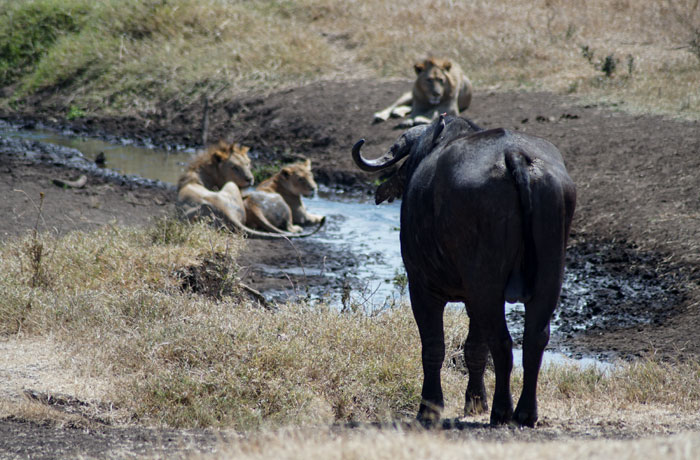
[373,57,472,127]
[244,159,325,233]
[177,142,319,239]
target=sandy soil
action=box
[1,80,699,457]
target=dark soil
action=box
[0,135,175,239]
[2,79,700,457]
[0,416,225,460]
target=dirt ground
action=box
[1,80,700,457]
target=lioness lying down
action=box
[373,57,472,127]
[244,159,325,233]
[177,143,320,239]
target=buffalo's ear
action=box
[374,162,408,205]
[375,175,401,205]
[414,61,426,74]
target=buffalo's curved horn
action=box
[352,139,409,172]
[352,125,429,172]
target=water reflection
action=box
[0,124,191,185]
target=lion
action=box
[243,159,325,233]
[177,142,320,239]
[373,57,472,127]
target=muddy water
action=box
[0,125,614,368]
[307,195,405,306]
[0,123,191,184]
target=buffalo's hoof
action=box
[513,408,537,427]
[464,395,488,416]
[489,406,513,426]
[417,403,441,429]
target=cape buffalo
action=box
[352,116,576,427]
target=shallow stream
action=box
[0,122,191,184]
[1,123,621,369]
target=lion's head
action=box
[179,141,254,191]
[414,57,459,106]
[207,142,254,188]
[278,159,318,198]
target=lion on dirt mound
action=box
[177,142,318,239]
[373,57,472,127]
[244,159,325,233]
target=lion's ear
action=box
[414,61,425,74]
[281,168,290,177]
[213,150,225,163]
[441,60,452,71]
[234,143,250,156]
[304,158,311,167]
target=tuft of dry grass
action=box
[0,218,453,429]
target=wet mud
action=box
[1,126,694,363]
[3,80,700,363]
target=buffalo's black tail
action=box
[504,149,537,299]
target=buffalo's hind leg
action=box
[514,194,571,428]
[513,291,559,427]
[463,313,489,416]
[409,282,447,428]
[466,294,514,425]
[484,301,514,425]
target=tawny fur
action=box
[373,57,473,127]
[244,159,325,232]
[176,142,254,232]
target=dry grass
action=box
[297,0,700,118]
[1,0,699,118]
[198,428,700,460]
[1,218,700,436]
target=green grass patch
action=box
[252,161,284,185]
[4,0,337,112]
[0,0,91,86]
